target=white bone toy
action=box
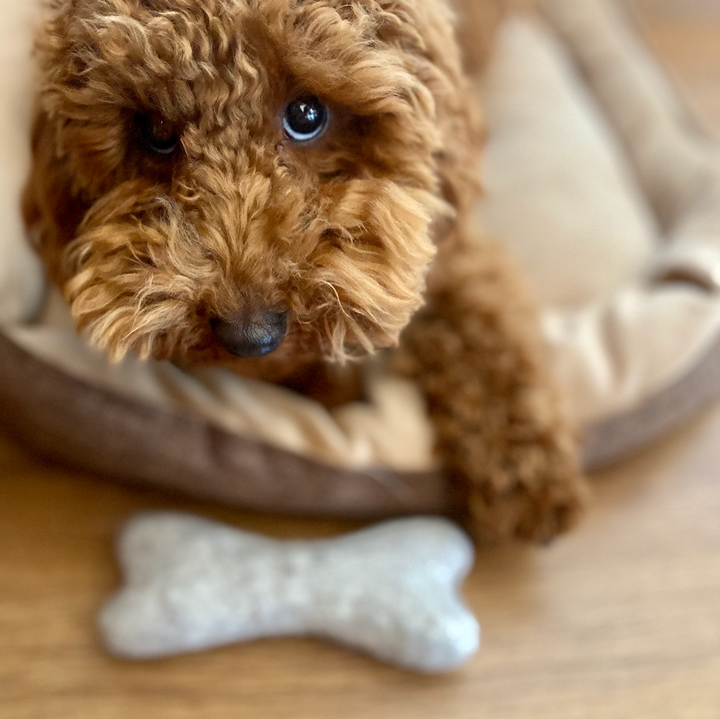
[99,513,479,672]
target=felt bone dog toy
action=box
[100,514,479,672]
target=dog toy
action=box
[99,514,479,672]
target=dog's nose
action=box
[211,310,287,358]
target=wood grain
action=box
[2,3,720,718]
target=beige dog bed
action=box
[2,0,720,518]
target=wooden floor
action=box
[2,3,720,718]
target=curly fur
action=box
[24,0,588,543]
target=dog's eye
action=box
[138,113,180,155]
[283,96,329,142]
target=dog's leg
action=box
[396,232,588,544]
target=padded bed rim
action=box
[0,330,454,517]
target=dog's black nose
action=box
[211,310,287,358]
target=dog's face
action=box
[25,0,477,378]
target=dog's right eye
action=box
[137,113,180,155]
[283,96,329,143]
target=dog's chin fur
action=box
[23,0,482,381]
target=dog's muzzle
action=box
[211,310,287,358]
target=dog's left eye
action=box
[138,113,180,155]
[283,96,329,142]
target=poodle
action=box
[23,0,588,543]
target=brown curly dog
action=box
[23,0,588,543]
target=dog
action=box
[23,0,587,543]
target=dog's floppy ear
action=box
[22,0,145,286]
[360,0,485,220]
[22,109,90,287]
[364,0,504,76]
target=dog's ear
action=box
[362,0,486,220]
[361,0,504,76]
[22,109,90,286]
[366,0,461,59]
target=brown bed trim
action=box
[583,332,720,470]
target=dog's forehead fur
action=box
[26,0,481,372]
[47,0,449,133]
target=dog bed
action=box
[2,0,720,518]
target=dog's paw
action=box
[459,428,590,546]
